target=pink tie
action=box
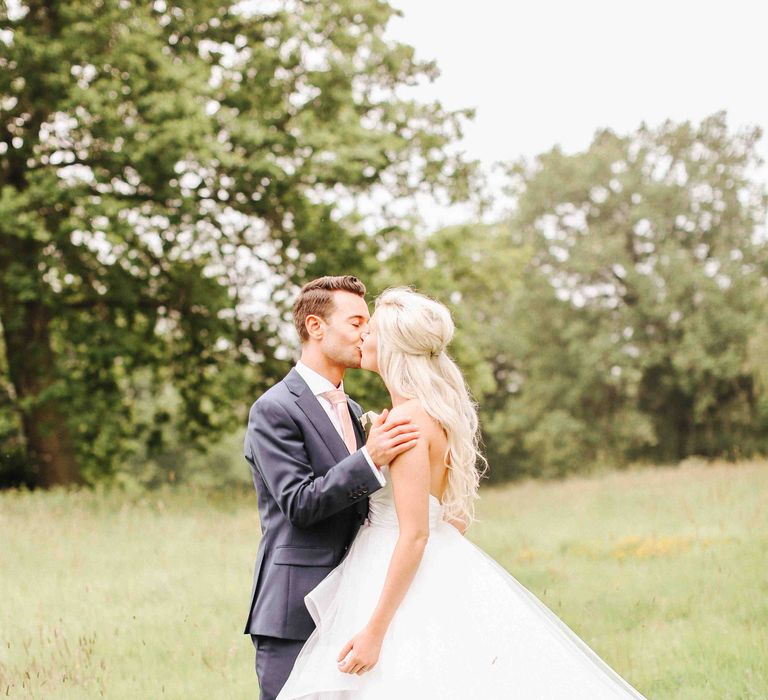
[321,389,358,454]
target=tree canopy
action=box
[380,114,768,479]
[1,2,765,488]
[0,0,474,486]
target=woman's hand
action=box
[336,625,384,675]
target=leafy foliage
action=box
[0,0,473,485]
[381,114,768,479]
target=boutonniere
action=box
[359,410,381,437]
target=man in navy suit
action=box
[243,276,419,699]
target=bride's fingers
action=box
[337,648,361,673]
[337,640,353,663]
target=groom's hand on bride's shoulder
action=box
[365,408,419,467]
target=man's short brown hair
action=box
[292,275,367,343]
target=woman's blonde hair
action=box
[374,287,487,526]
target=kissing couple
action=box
[243,276,646,699]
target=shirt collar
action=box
[295,360,345,397]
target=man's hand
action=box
[365,409,419,467]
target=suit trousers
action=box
[251,634,306,700]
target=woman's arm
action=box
[337,405,431,675]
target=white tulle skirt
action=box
[277,517,646,699]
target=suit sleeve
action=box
[246,398,383,528]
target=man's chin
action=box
[343,349,364,370]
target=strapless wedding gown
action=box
[277,468,646,699]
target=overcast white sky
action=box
[385,0,768,225]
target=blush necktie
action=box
[321,389,358,454]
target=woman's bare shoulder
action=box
[389,400,438,432]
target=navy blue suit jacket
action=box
[243,368,384,640]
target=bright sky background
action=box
[386,0,768,226]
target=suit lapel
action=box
[349,403,365,449]
[349,406,370,523]
[284,369,370,524]
[286,369,352,463]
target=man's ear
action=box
[305,314,324,340]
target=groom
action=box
[243,275,419,699]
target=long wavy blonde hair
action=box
[374,287,488,526]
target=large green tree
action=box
[0,0,474,486]
[507,114,767,467]
[379,114,767,479]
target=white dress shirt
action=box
[295,361,386,486]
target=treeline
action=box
[1,2,766,487]
[373,115,768,480]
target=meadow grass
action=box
[1,459,766,699]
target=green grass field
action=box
[1,459,766,699]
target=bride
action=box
[277,288,646,699]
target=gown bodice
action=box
[367,466,445,531]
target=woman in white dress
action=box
[277,288,647,699]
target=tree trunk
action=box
[1,300,81,487]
